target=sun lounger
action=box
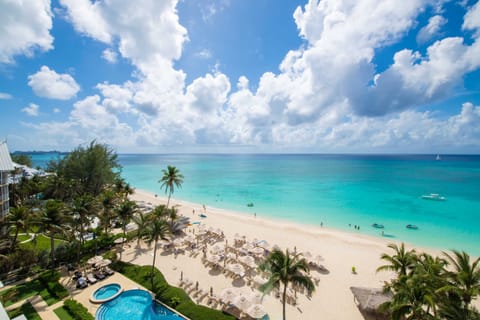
[86,273,97,284]
[104,266,114,276]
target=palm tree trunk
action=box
[151,239,158,290]
[282,283,287,320]
[166,193,171,209]
[120,225,126,261]
[50,234,55,270]
[11,229,19,252]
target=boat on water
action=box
[406,224,418,230]
[247,202,254,207]
[436,154,441,161]
[421,193,446,201]
[372,223,384,229]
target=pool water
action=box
[94,284,121,300]
[96,289,185,320]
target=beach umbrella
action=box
[114,237,127,244]
[228,263,245,276]
[96,259,112,268]
[258,240,270,250]
[210,243,225,254]
[172,238,184,247]
[239,255,256,268]
[207,254,222,265]
[247,291,263,304]
[243,242,254,251]
[251,247,264,255]
[314,254,324,265]
[233,295,250,311]
[246,304,267,319]
[87,255,103,265]
[184,235,195,243]
[253,275,267,286]
[220,288,238,303]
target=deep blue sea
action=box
[31,153,480,255]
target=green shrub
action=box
[37,270,69,300]
[63,299,94,320]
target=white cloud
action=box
[40,0,480,153]
[28,66,80,100]
[53,108,61,113]
[22,103,39,116]
[0,0,53,63]
[194,49,212,59]
[102,48,117,63]
[0,92,12,100]
[463,1,480,36]
[417,15,447,44]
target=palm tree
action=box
[439,250,480,313]
[377,243,417,278]
[259,249,315,320]
[36,200,70,269]
[383,275,436,320]
[143,217,170,290]
[159,166,184,209]
[7,206,30,252]
[99,190,116,235]
[116,200,138,260]
[70,195,97,263]
[131,211,147,247]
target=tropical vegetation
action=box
[259,248,316,320]
[378,243,480,320]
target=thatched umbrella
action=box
[350,287,392,316]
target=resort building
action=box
[0,141,14,219]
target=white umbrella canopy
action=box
[258,240,270,250]
[253,275,268,286]
[247,291,263,304]
[87,255,103,265]
[114,237,127,244]
[210,243,225,254]
[172,238,184,247]
[207,254,222,265]
[243,242,255,251]
[96,259,112,268]
[232,295,250,311]
[314,254,324,264]
[228,263,245,276]
[184,235,195,243]
[239,255,256,268]
[246,304,267,319]
[251,247,264,255]
[220,287,238,303]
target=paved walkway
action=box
[5,294,61,320]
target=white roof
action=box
[0,141,14,171]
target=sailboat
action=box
[436,154,441,161]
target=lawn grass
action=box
[54,306,75,320]
[0,280,43,307]
[20,234,64,251]
[0,273,64,307]
[7,301,42,320]
[17,234,31,242]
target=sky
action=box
[1,0,480,154]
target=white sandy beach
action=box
[123,189,444,320]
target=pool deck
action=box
[59,269,150,317]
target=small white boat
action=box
[421,193,446,201]
[436,154,441,161]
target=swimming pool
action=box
[90,283,123,303]
[95,289,185,320]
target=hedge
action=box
[63,299,94,320]
[112,261,235,320]
[37,270,69,300]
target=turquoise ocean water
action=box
[31,153,480,255]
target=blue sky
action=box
[1,0,480,153]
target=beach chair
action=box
[86,273,97,284]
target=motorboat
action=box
[406,224,418,230]
[247,202,254,207]
[421,193,446,201]
[372,223,384,229]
